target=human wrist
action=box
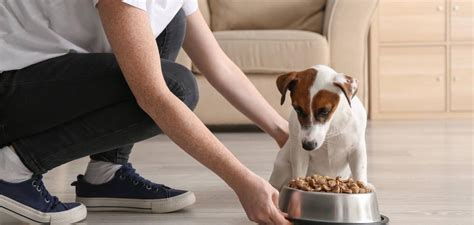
[270,118,289,147]
[223,165,256,193]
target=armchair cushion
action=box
[208,0,326,33]
[192,30,329,74]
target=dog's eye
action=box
[294,107,306,117]
[317,108,330,117]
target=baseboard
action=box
[206,124,263,132]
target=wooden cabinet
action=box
[379,0,446,42]
[370,0,473,119]
[450,45,474,111]
[378,47,446,112]
[451,0,474,41]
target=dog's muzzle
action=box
[302,141,318,151]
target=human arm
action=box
[183,11,289,148]
[96,1,289,224]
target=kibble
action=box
[288,174,373,194]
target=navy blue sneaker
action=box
[72,163,195,213]
[0,175,86,224]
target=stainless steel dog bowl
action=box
[279,186,389,224]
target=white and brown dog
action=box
[269,65,369,191]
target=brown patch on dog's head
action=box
[312,90,340,123]
[276,68,317,105]
[276,68,317,127]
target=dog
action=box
[269,65,369,191]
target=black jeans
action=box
[0,10,198,174]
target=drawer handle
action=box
[453,76,458,82]
[437,5,444,11]
[453,5,460,11]
[436,76,442,82]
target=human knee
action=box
[162,62,199,110]
[178,65,199,111]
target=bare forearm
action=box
[148,93,253,187]
[207,60,288,141]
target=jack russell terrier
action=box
[269,65,369,191]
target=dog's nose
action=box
[302,141,317,151]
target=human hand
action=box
[234,174,291,225]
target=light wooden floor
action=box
[1,120,473,225]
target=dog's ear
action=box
[333,73,358,107]
[276,72,298,105]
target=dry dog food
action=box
[288,174,373,194]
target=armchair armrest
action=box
[323,0,379,106]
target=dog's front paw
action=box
[366,182,376,192]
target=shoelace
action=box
[119,163,171,192]
[31,175,62,209]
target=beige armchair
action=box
[177,0,378,125]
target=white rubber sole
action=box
[76,191,196,213]
[0,195,87,224]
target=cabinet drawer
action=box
[379,0,446,42]
[378,46,446,112]
[451,0,474,41]
[450,45,473,111]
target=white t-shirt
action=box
[0,0,198,73]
